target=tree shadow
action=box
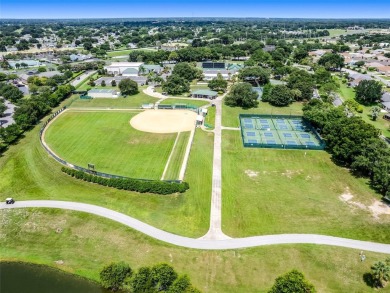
[363,272,375,288]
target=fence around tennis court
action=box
[39,107,181,183]
[239,114,325,150]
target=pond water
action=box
[0,262,111,293]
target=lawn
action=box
[205,106,216,129]
[222,102,304,128]
[45,111,176,179]
[221,130,390,241]
[107,48,157,57]
[162,98,210,108]
[0,98,213,237]
[1,208,390,293]
[163,131,191,180]
[69,92,158,109]
[76,73,99,90]
[337,80,390,138]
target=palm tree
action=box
[371,261,390,288]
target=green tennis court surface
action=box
[240,114,325,150]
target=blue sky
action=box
[1,0,390,19]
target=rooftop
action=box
[88,89,118,94]
[192,89,218,96]
[106,62,144,67]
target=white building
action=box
[104,62,144,75]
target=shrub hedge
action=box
[61,167,189,195]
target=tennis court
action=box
[239,114,325,150]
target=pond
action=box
[0,262,112,293]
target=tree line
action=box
[0,81,74,153]
[303,99,390,196]
[99,262,200,292]
[61,167,189,195]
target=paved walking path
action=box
[221,126,240,131]
[2,200,390,253]
[201,96,230,240]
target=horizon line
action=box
[2,17,390,20]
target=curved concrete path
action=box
[1,200,390,253]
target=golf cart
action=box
[5,198,15,204]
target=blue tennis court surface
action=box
[286,140,298,145]
[240,115,325,150]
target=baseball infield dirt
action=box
[130,110,197,133]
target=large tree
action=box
[162,75,190,95]
[100,262,132,291]
[318,52,345,70]
[172,62,201,82]
[118,78,139,96]
[238,66,270,86]
[355,80,382,105]
[0,101,7,117]
[151,264,178,291]
[287,69,315,101]
[224,82,258,108]
[268,85,294,107]
[208,73,228,92]
[268,270,316,293]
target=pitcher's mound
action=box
[130,110,197,133]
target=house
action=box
[381,92,390,110]
[104,62,144,75]
[348,73,372,87]
[382,102,390,111]
[87,89,120,98]
[191,89,218,99]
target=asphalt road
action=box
[0,99,16,127]
[2,200,390,253]
[70,70,96,87]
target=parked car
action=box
[5,198,15,204]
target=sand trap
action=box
[130,110,197,133]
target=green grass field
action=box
[107,48,157,57]
[45,111,176,179]
[337,80,390,138]
[76,73,99,90]
[69,92,158,109]
[222,102,304,128]
[1,208,390,293]
[205,106,216,129]
[163,131,191,180]
[0,98,213,237]
[221,130,390,241]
